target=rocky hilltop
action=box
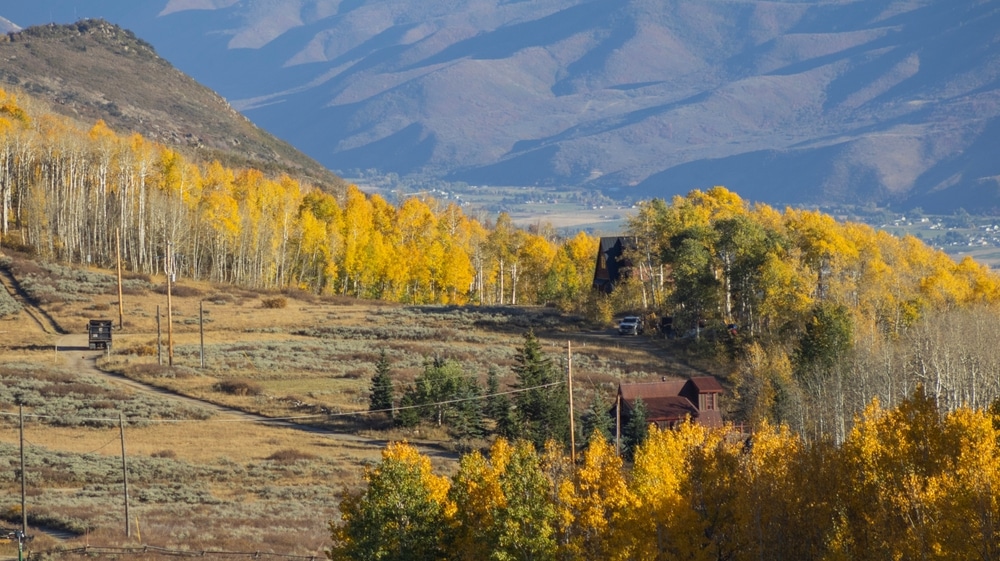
[0,19,345,191]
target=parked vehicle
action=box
[618,316,643,335]
[88,319,113,350]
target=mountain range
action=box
[3,0,999,212]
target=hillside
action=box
[5,1,1000,212]
[0,251,678,558]
[0,19,345,191]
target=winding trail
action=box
[0,261,454,456]
[0,264,65,336]
[57,332,455,459]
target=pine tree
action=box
[485,367,517,439]
[623,397,649,461]
[512,329,569,449]
[485,366,503,419]
[582,393,614,445]
[369,348,395,419]
[396,391,420,428]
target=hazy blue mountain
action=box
[4,0,999,212]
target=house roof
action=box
[598,236,637,253]
[629,395,700,423]
[619,380,687,401]
[690,376,724,393]
[616,376,725,425]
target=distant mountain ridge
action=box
[4,1,999,212]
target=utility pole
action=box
[567,341,575,462]
[120,413,131,538]
[616,393,622,457]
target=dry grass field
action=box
[0,250,706,560]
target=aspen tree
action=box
[329,442,451,561]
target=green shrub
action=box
[262,297,287,309]
[213,379,264,396]
[265,449,319,464]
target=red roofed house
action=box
[614,376,724,429]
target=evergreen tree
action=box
[512,329,569,449]
[794,302,853,374]
[451,373,486,439]
[399,357,485,438]
[623,397,649,461]
[369,348,395,419]
[396,391,420,428]
[484,365,518,439]
[581,393,614,446]
[485,366,503,419]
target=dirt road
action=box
[55,333,455,459]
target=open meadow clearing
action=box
[0,251,700,559]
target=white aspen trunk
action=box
[510,261,518,306]
[1,142,11,237]
[498,257,504,305]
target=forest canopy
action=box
[330,389,1000,561]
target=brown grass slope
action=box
[0,19,346,191]
[0,251,714,558]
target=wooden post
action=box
[120,413,131,538]
[199,301,205,369]
[568,341,575,463]
[116,228,124,330]
[156,305,162,366]
[165,243,174,367]
[19,405,27,534]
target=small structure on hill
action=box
[88,319,113,350]
[592,236,637,293]
[614,376,724,430]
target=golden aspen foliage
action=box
[757,249,814,331]
[726,421,829,561]
[449,439,557,561]
[434,203,477,304]
[328,441,452,561]
[0,88,30,125]
[833,388,957,560]
[561,433,634,561]
[543,230,599,310]
[396,196,439,301]
[448,439,513,561]
[936,407,1000,560]
[340,184,375,295]
[783,207,859,301]
[627,423,714,561]
[515,231,558,305]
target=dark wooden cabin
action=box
[592,236,637,293]
[615,376,724,429]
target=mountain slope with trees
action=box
[0,87,600,308]
[0,19,344,190]
[5,1,999,211]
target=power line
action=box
[0,379,567,425]
[48,544,321,560]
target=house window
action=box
[700,393,716,411]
